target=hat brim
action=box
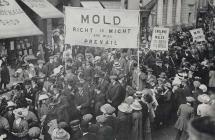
[118,105,132,113]
[131,105,142,111]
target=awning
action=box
[21,0,64,19]
[81,1,104,9]
[0,0,43,39]
[100,1,122,9]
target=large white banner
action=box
[64,7,140,48]
[0,0,43,39]
[21,0,64,19]
[150,27,169,51]
[190,28,206,42]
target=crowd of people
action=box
[0,26,215,140]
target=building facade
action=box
[148,0,201,29]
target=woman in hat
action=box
[38,94,50,125]
[28,64,36,79]
[28,127,41,140]
[35,60,46,77]
[156,82,173,127]
[93,87,106,116]
[69,119,82,140]
[51,128,70,140]
[208,65,215,89]
[0,62,10,91]
[141,93,153,140]
[174,97,195,140]
[0,113,10,138]
[4,101,17,129]
[96,115,114,140]
[130,100,143,140]
[100,104,118,139]
[197,94,212,117]
[116,103,132,140]
[74,82,91,116]
[187,116,215,140]
[11,109,29,140]
[106,74,124,108]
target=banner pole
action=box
[137,10,141,91]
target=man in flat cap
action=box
[43,56,55,77]
[106,75,124,108]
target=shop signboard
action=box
[81,1,103,9]
[190,28,206,42]
[21,0,64,19]
[64,7,140,48]
[0,0,43,39]
[150,27,169,51]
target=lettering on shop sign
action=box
[0,19,20,26]
[81,15,121,25]
[23,0,47,8]
[0,9,23,15]
[0,0,9,6]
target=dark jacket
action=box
[1,65,10,84]
[96,125,114,140]
[106,82,123,108]
[78,133,97,140]
[116,111,132,140]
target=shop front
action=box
[0,0,43,67]
[0,0,64,67]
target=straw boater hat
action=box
[94,56,101,62]
[69,120,80,128]
[159,72,167,79]
[49,56,55,59]
[82,114,93,123]
[193,81,201,88]
[13,108,26,118]
[199,84,208,93]
[147,68,153,72]
[7,101,17,108]
[130,100,142,111]
[58,122,69,129]
[118,103,132,113]
[124,96,134,105]
[198,94,211,104]
[100,104,116,114]
[51,128,70,140]
[28,127,41,138]
[164,82,172,89]
[186,96,196,103]
[37,60,45,64]
[109,74,118,80]
[113,62,121,70]
[96,115,107,124]
[53,65,64,76]
[38,94,49,101]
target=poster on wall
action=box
[150,27,169,51]
[64,7,140,48]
